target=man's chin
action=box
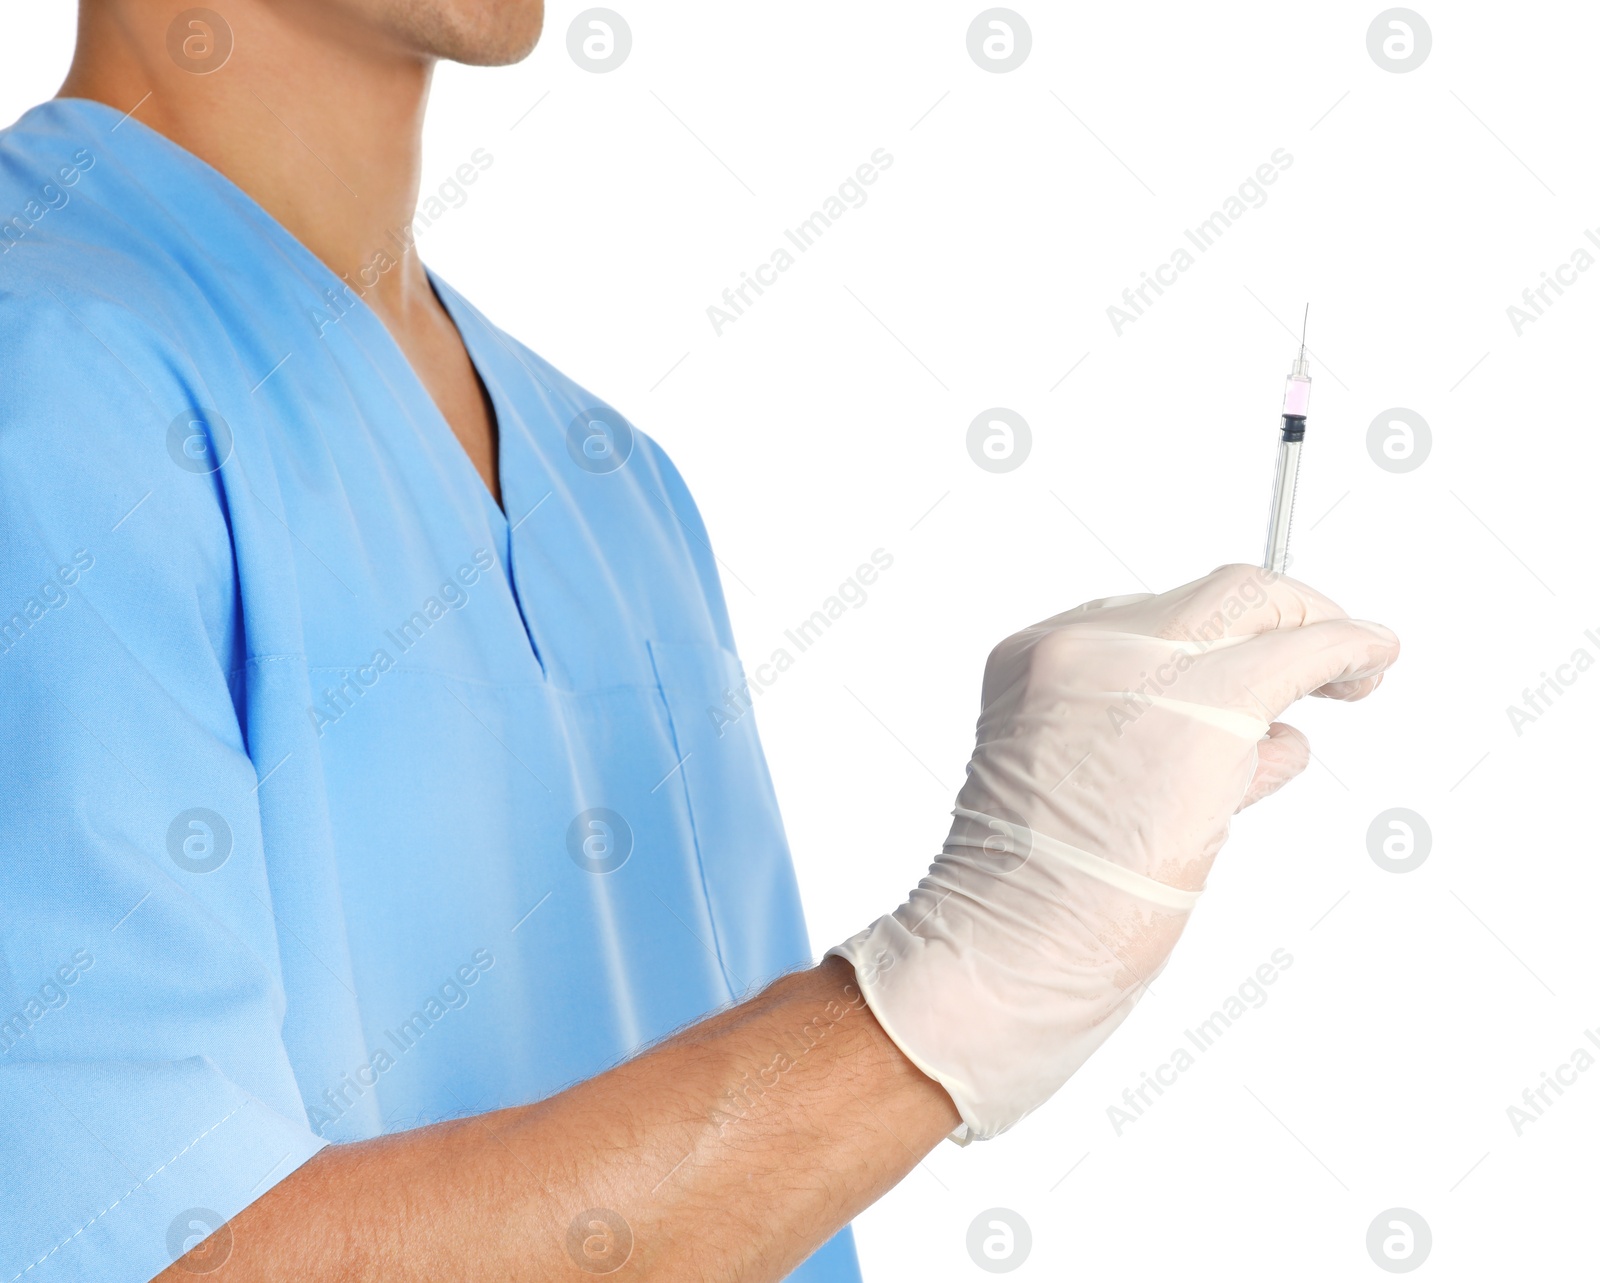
[435,25,545,68]
[368,0,546,67]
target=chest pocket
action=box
[646,640,812,992]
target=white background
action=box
[6,1,1596,1277]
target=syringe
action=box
[1262,307,1311,575]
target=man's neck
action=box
[60,0,436,314]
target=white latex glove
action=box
[829,565,1400,1142]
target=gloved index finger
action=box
[1142,563,1351,643]
[1207,616,1402,723]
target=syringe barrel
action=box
[1262,430,1302,574]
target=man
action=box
[0,2,1400,1279]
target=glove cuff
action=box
[825,930,981,1145]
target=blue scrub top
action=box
[0,98,859,1283]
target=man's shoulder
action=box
[0,142,102,257]
[0,229,192,490]
[0,101,190,350]
[0,264,182,435]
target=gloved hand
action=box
[828,565,1400,1142]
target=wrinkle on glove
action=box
[830,565,1399,1142]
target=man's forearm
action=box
[163,957,958,1281]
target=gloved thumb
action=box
[1238,721,1310,810]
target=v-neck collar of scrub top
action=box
[68,100,549,674]
[56,97,563,681]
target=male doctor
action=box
[0,2,1400,1279]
